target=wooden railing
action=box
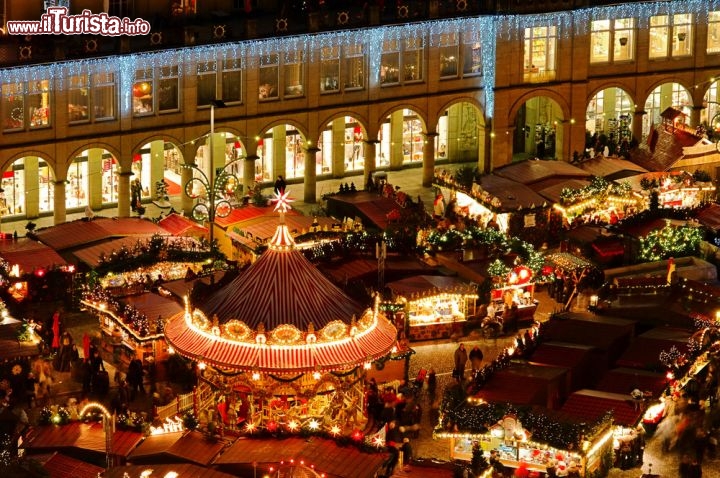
[152,382,212,421]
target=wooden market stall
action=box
[386,275,478,341]
[489,265,538,329]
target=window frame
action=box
[2,80,52,132]
[649,13,694,60]
[523,25,557,83]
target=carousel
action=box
[164,192,398,435]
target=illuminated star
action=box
[272,189,295,213]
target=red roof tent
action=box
[26,421,143,463]
[543,314,636,370]
[386,275,471,296]
[213,204,291,229]
[326,191,399,229]
[32,217,169,251]
[495,362,571,410]
[560,389,643,427]
[33,452,104,478]
[104,463,238,478]
[158,213,208,236]
[615,327,691,371]
[0,237,66,272]
[122,292,184,323]
[529,342,597,391]
[494,159,591,186]
[595,367,668,398]
[474,174,549,211]
[319,256,434,284]
[697,203,720,233]
[214,436,389,478]
[474,370,555,409]
[126,430,227,466]
[577,156,648,181]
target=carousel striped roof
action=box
[164,219,398,372]
[199,223,364,330]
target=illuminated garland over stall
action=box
[638,224,703,262]
[554,177,641,223]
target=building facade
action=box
[0,0,719,224]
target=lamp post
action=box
[184,99,244,252]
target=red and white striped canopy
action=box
[164,222,397,372]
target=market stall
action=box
[624,171,715,209]
[489,265,538,329]
[552,176,643,227]
[386,275,478,341]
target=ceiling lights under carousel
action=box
[164,191,399,436]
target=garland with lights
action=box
[638,224,703,262]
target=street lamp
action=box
[184,99,243,252]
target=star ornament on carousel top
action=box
[272,189,295,213]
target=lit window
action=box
[2,79,51,131]
[439,33,459,78]
[523,26,556,83]
[381,37,424,86]
[709,11,720,54]
[462,32,482,77]
[649,14,693,59]
[590,18,635,64]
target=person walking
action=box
[454,343,468,382]
[127,355,145,401]
[468,345,484,376]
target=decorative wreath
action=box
[456,0,468,12]
[12,364,22,376]
[270,324,302,345]
[150,32,163,45]
[224,320,252,341]
[337,11,349,25]
[18,45,31,60]
[321,320,348,341]
[276,18,288,32]
[397,5,409,19]
[84,39,98,53]
[213,25,226,39]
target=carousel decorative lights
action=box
[164,192,398,436]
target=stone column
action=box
[390,110,405,170]
[303,147,320,203]
[180,166,193,216]
[87,149,103,210]
[244,155,258,197]
[117,171,132,218]
[633,110,646,143]
[53,180,67,225]
[363,139,378,189]
[691,105,703,129]
[422,133,438,187]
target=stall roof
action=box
[215,437,388,478]
[71,236,147,268]
[386,275,472,296]
[0,320,40,360]
[529,342,595,370]
[475,174,548,211]
[535,179,590,204]
[34,452,105,478]
[615,335,690,371]
[213,205,279,228]
[127,430,228,465]
[160,271,227,300]
[577,157,648,181]
[542,315,634,355]
[319,256,433,284]
[158,213,208,236]
[32,217,169,251]
[697,203,720,232]
[493,159,591,185]
[474,371,552,407]
[326,192,400,230]
[560,389,642,427]
[595,367,668,397]
[227,215,337,249]
[26,421,143,458]
[104,463,237,478]
[0,237,67,272]
[122,292,184,322]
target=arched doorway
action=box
[1,156,55,220]
[257,125,309,182]
[701,79,720,141]
[586,87,634,151]
[320,116,366,175]
[137,140,185,202]
[437,102,485,164]
[379,108,425,168]
[68,148,119,211]
[643,82,691,139]
[512,96,564,161]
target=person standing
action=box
[131,178,142,211]
[468,345,484,377]
[127,355,144,401]
[454,343,468,382]
[274,175,286,194]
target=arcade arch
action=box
[512,96,565,161]
[1,156,55,220]
[643,82,692,139]
[379,108,426,168]
[436,102,485,165]
[585,87,634,146]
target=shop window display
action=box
[439,33,459,78]
[2,158,54,218]
[320,46,340,93]
[69,73,116,123]
[649,14,693,59]
[133,69,154,115]
[2,79,51,131]
[101,155,119,205]
[284,50,305,97]
[66,159,89,209]
[343,44,365,90]
[258,54,279,100]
